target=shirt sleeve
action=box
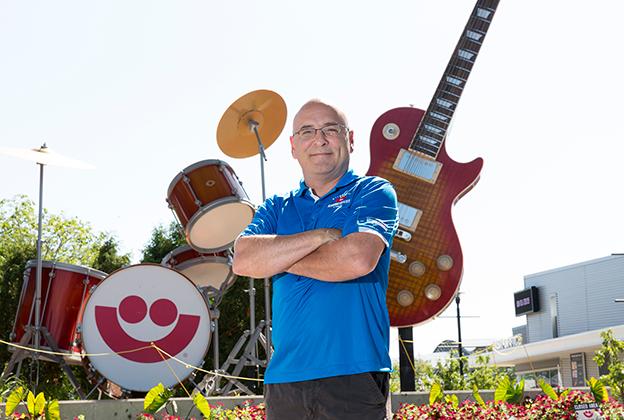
[341,177,398,248]
[238,194,280,237]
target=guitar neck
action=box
[411,0,500,158]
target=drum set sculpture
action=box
[1,90,287,399]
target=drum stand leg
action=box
[197,320,268,396]
[1,325,86,399]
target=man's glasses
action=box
[292,124,349,141]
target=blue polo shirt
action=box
[239,170,398,384]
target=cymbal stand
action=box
[249,120,273,363]
[1,159,85,399]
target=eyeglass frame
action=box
[291,124,350,139]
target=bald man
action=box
[233,99,398,420]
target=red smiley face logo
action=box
[94,295,200,363]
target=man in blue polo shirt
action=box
[233,98,398,420]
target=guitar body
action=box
[366,106,483,327]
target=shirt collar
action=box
[294,169,357,198]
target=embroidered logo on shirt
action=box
[327,192,351,208]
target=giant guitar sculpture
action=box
[366,0,501,327]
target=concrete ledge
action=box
[0,388,583,420]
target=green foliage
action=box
[586,376,608,404]
[392,352,514,392]
[0,195,131,400]
[5,387,60,420]
[0,195,106,265]
[444,393,459,409]
[140,221,186,264]
[5,386,27,416]
[91,235,131,274]
[193,392,212,419]
[494,375,524,404]
[594,328,624,403]
[429,382,444,405]
[539,378,558,400]
[394,389,624,420]
[143,383,173,415]
[472,384,486,408]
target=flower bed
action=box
[394,390,624,420]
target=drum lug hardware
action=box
[83,278,90,285]
[89,284,98,294]
[76,324,82,334]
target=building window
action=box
[517,368,561,389]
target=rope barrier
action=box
[0,338,264,384]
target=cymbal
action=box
[217,90,287,158]
[0,144,96,169]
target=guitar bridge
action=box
[393,149,442,184]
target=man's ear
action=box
[290,136,297,159]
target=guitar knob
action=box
[382,123,400,140]
[409,261,426,277]
[436,255,453,271]
[424,284,442,301]
[397,290,414,307]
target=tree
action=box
[140,221,185,264]
[594,329,624,403]
[0,195,131,399]
[0,195,106,265]
[91,236,131,274]
[391,352,514,392]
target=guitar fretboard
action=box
[411,0,500,158]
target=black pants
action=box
[264,372,391,420]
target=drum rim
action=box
[166,159,234,197]
[185,197,255,253]
[25,259,108,279]
[79,263,211,393]
[160,243,233,266]
[174,255,232,272]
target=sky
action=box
[1,0,623,364]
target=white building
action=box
[476,254,624,388]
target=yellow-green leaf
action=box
[27,391,46,416]
[587,377,608,403]
[45,399,61,420]
[429,382,443,405]
[5,386,26,416]
[193,393,211,419]
[539,378,558,400]
[144,383,165,411]
[494,376,510,402]
[473,384,486,408]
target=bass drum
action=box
[79,264,211,397]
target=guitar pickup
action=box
[393,148,442,184]
[395,229,412,242]
[397,202,423,232]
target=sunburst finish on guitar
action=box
[366,0,500,327]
